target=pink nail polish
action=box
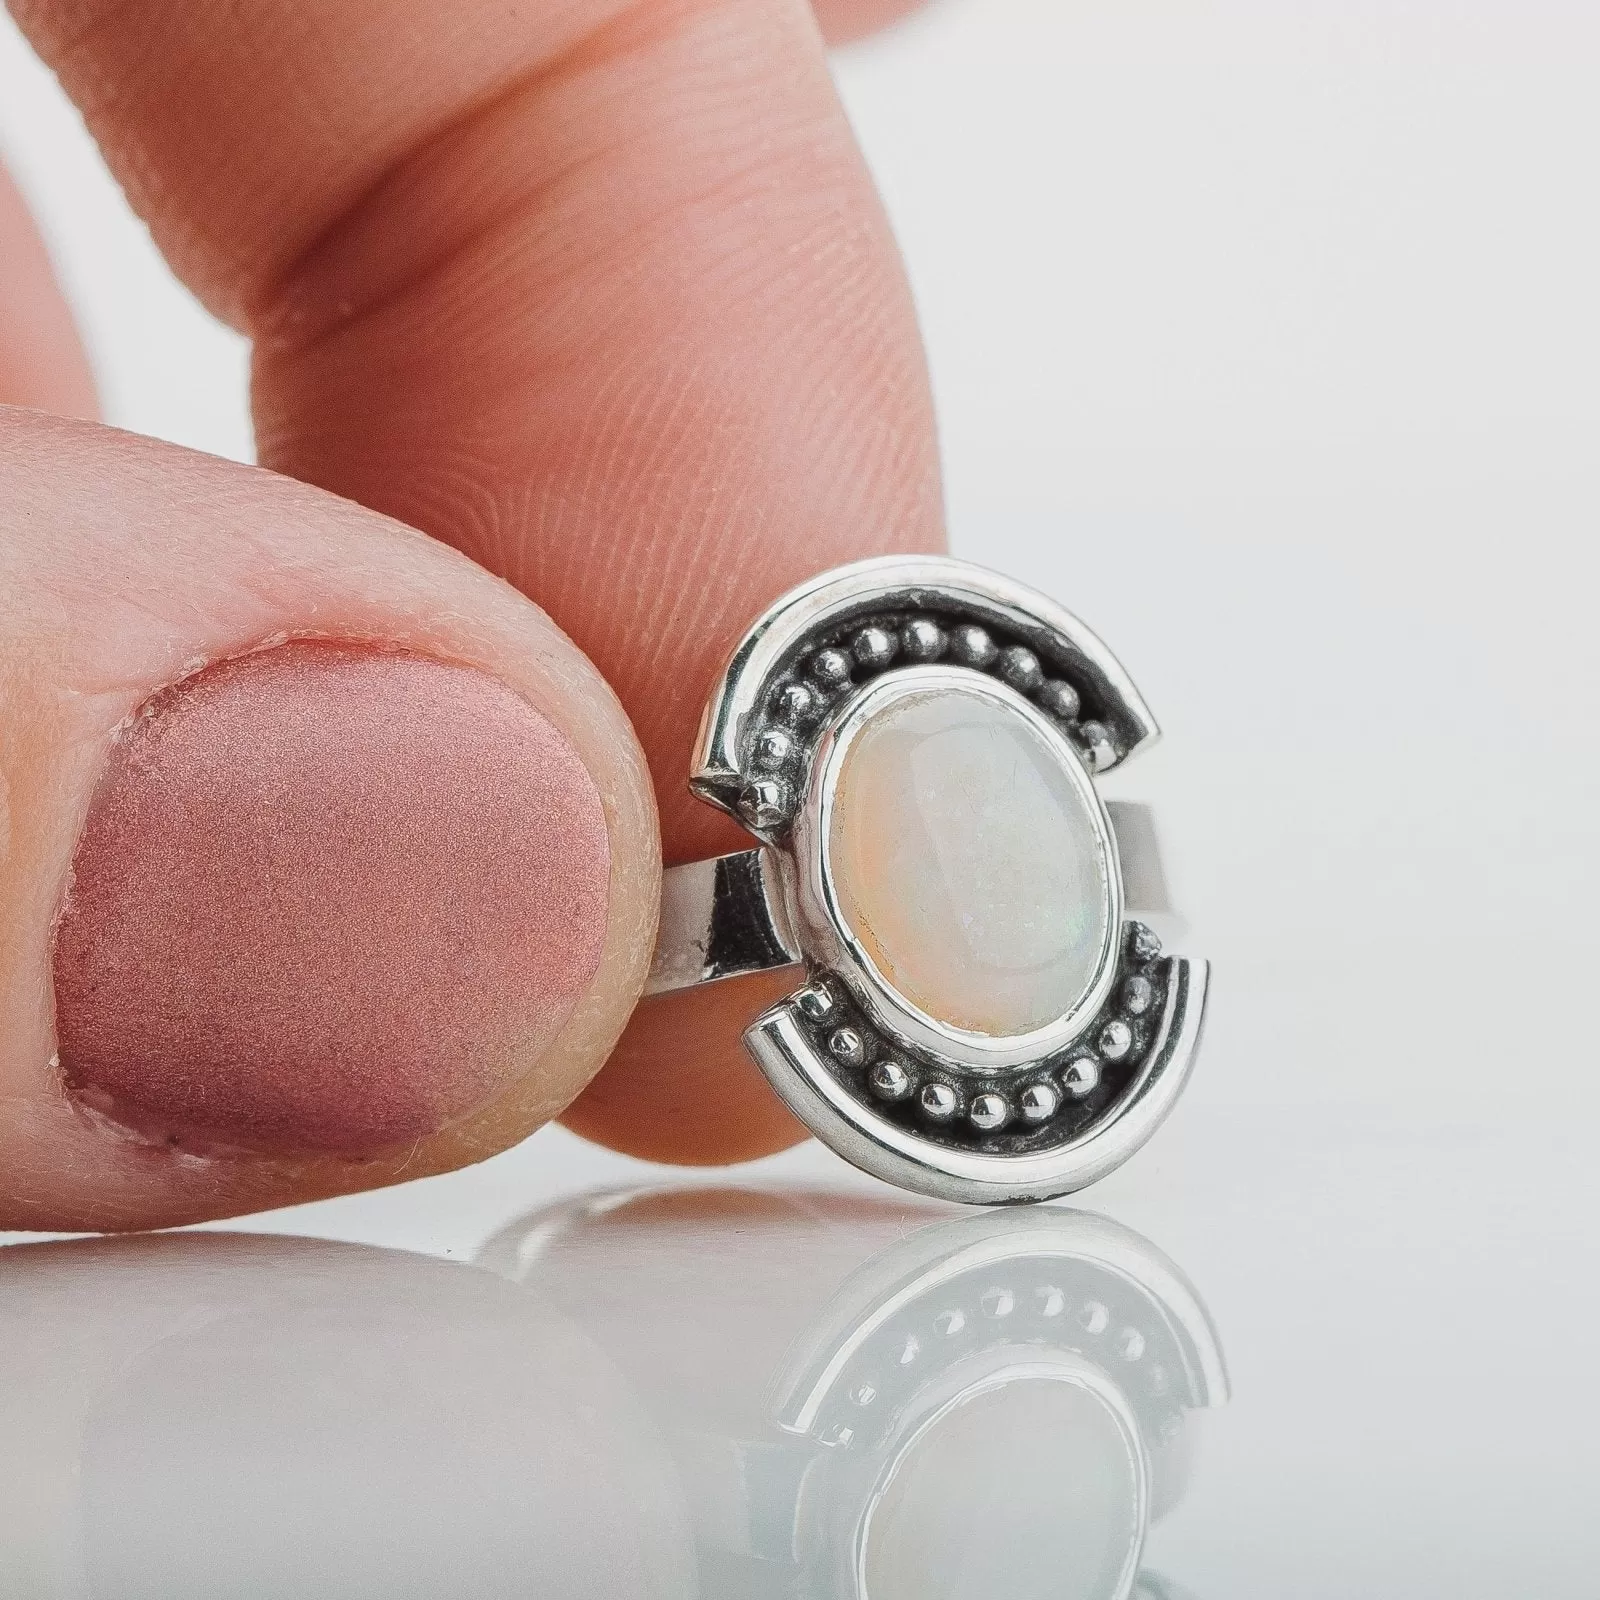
[53,641,610,1156]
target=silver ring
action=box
[649,556,1210,1204]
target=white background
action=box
[3,2,1598,1595]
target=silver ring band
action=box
[655,554,1209,1205]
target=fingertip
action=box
[812,0,933,48]
[561,971,809,1166]
[0,415,659,1229]
[0,161,98,419]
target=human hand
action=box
[0,0,941,1230]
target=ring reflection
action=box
[0,1188,1224,1599]
[481,1188,1228,1600]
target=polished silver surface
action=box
[746,956,1208,1204]
[646,847,800,997]
[672,554,1209,1204]
[689,554,1160,839]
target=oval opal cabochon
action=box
[827,686,1115,1039]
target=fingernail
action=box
[53,641,610,1156]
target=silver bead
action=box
[900,618,946,660]
[1036,1285,1066,1317]
[1037,678,1082,720]
[1099,1019,1134,1061]
[738,778,788,830]
[808,648,852,689]
[1079,1300,1110,1335]
[949,623,998,668]
[934,1308,966,1337]
[1061,1057,1101,1099]
[980,1287,1015,1318]
[774,681,819,723]
[969,1092,1010,1132]
[1130,922,1162,963]
[1076,720,1116,771]
[1019,1081,1060,1123]
[1117,1327,1147,1362]
[753,727,792,768]
[997,645,1043,692]
[1122,973,1155,1015]
[829,1027,868,1067]
[794,983,836,1022]
[868,1058,912,1101]
[920,1081,959,1120]
[852,626,897,670]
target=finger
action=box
[0,159,96,417]
[12,0,944,1164]
[559,969,799,1165]
[0,407,656,1232]
[812,0,932,47]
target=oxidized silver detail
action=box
[1076,721,1117,773]
[997,644,1043,692]
[829,1027,869,1068]
[671,554,1208,1204]
[738,778,789,832]
[868,1059,913,1101]
[794,982,836,1022]
[899,617,946,661]
[809,648,853,690]
[1122,974,1155,1016]
[1037,677,1082,721]
[753,727,792,768]
[775,681,820,723]
[1019,1081,1060,1123]
[852,626,897,670]
[1062,1058,1102,1100]
[969,1093,1011,1133]
[949,622,998,668]
[1099,1020,1134,1062]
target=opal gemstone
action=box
[828,686,1113,1038]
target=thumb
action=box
[0,407,656,1232]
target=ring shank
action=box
[646,801,1182,999]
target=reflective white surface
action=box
[5,1142,1596,1597]
[1,1191,1222,1599]
[2,0,1598,1593]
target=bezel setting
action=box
[688,555,1209,1204]
[788,665,1125,1072]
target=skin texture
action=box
[55,642,611,1156]
[0,410,658,1230]
[811,0,932,45]
[0,0,943,1225]
[0,163,96,419]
